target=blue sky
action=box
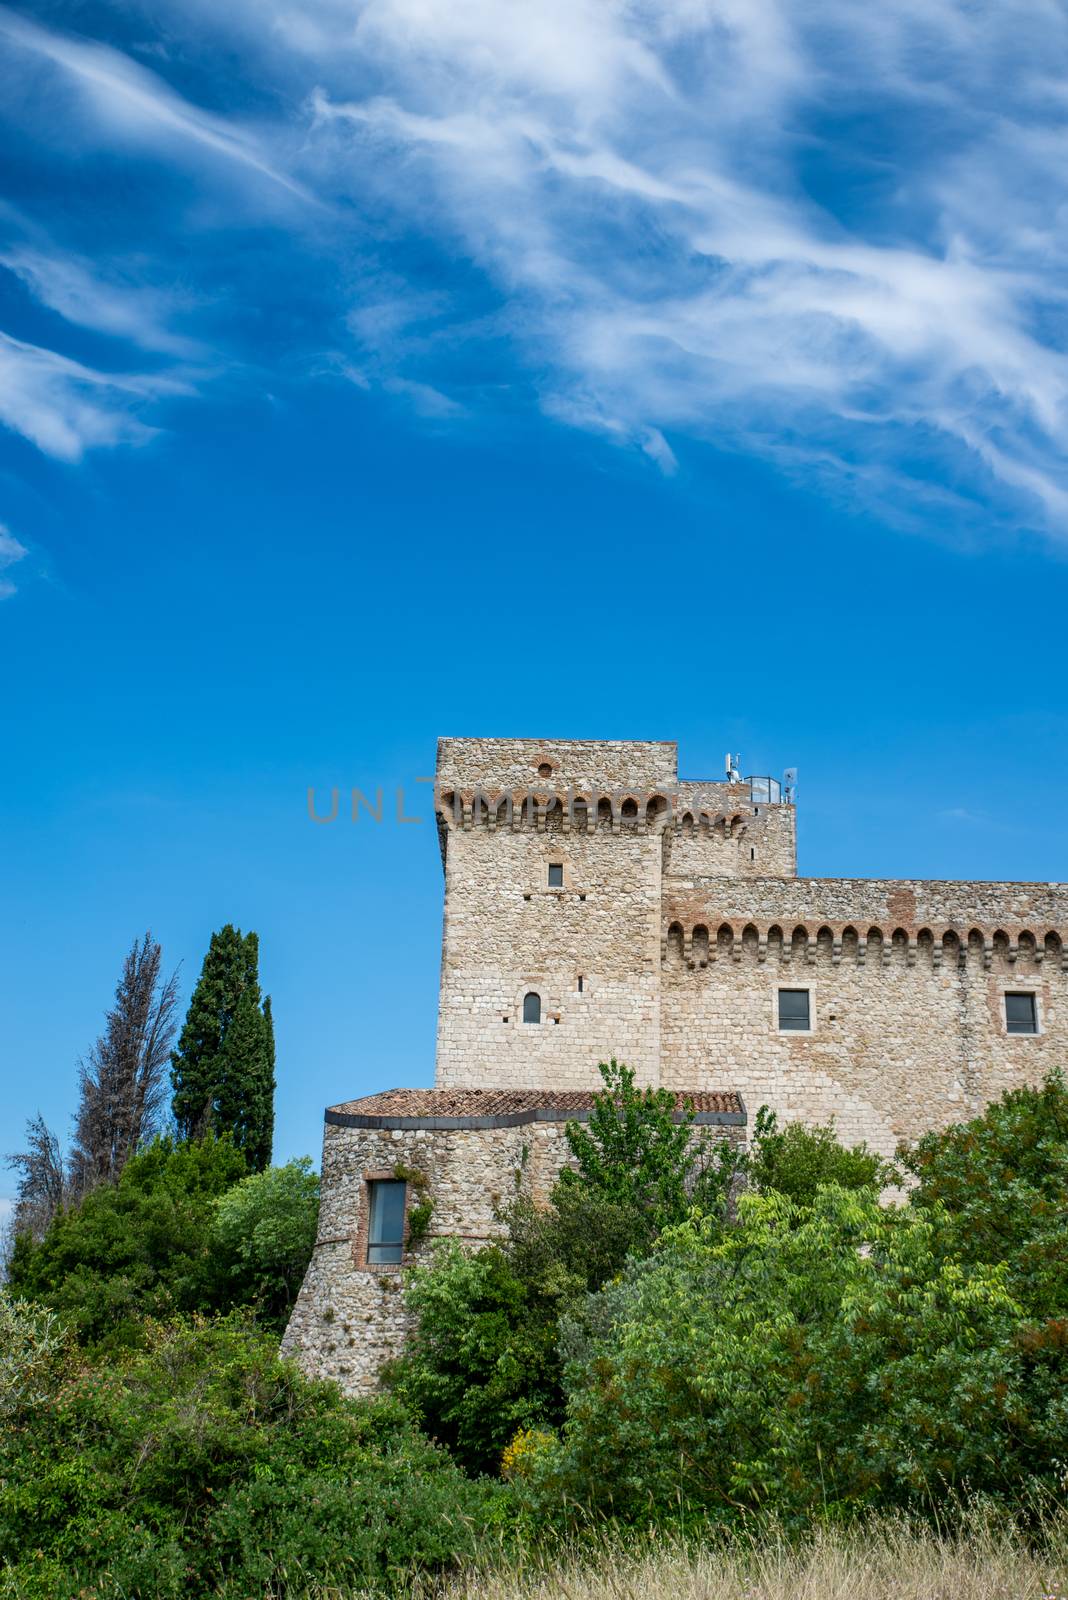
[3,0,1068,1215]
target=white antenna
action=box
[724,751,732,777]
[783,767,798,800]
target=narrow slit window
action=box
[548,863,564,887]
[367,1179,406,1265]
[577,975,584,993]
[1005,992,1038,1035]
[778,988,810,1031]
[523,991,541,1024]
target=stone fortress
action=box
[283,735,1068,1392]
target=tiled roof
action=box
[325,1086,744,1129]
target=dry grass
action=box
[412,1515,1068,1600]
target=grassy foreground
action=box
[2,1511,1066,1598]
[393,1515,1068,1600]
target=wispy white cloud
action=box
[0,329,189,460]
[0,520,27,598]
[0,5,312,202]
[0,246,203,357]
[294,0,1068,530]
[5,0,1068,535]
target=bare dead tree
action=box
[67,933,180,1198]
[7,1114,67,1242]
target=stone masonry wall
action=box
[661,876,1068,1156]
[436,823,664,1089]
[436,736,679,793]
[282,1119,531,1391]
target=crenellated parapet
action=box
[663,918,1068,970]
[432,740,796,874]
[435,787,770,840]
[661,875,1068,970]
[436,786,679,835]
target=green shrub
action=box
[902,1070,1068,1317]
[387,1240,561,1476]
[559,1059,745,1250]
[0,1295,69,1421]
[0,1305,504,1598]
[6,1136,247,1350]
[749,1109,898,1205]
[211,1155,320,1329]
[389,1062,746,1475]
[529,1187,1033,1525]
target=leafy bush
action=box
[527,1187,1041,1526]
[7,1139,321,1348]
[0,1295,69,1421]
[388,1183,643,1475]
[211,1155,319,1329]
[387,1240,561,1476]
[749,1109,898,1205]
[6,1136,247,1350]
[0,1306,505,1599]
[903,1071,1068,1317]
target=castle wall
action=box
[436,735,678,794]
[433,741,798,1091]
[661,877,1068,1155]
[286,736,1068,1399]
[282,1118,540,1391]
[662,802,796,879]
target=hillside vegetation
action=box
[4,1048,1068,1596]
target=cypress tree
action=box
[170,926,275,1170]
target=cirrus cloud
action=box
[0,520,26,597]
[1,0,1068,541]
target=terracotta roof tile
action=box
[326,1086,744,1125]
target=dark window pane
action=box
[1006,993,1037,1035]
[778,989,810,1031]
[368,1179,406,1264]
[523,991,541,1024]
[548,863,564,887]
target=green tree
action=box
[387,1241,559,1476]
[170,926,274,1170]
[0,1311,503,1600]
[559,1058,744,1251]
[0,1295,69,1422]
[388,1185,639,1475]
[390,1062,743,1473]
[902,1070,1068,1318]
[212,1157,320,1330]
[6,1136,246,1350]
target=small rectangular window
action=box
[367,1179,406,1264]
[778,988,810,1031]
[1005,992,1038,1035]
[548,863,564,887]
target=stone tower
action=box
[433,737,795,1091]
